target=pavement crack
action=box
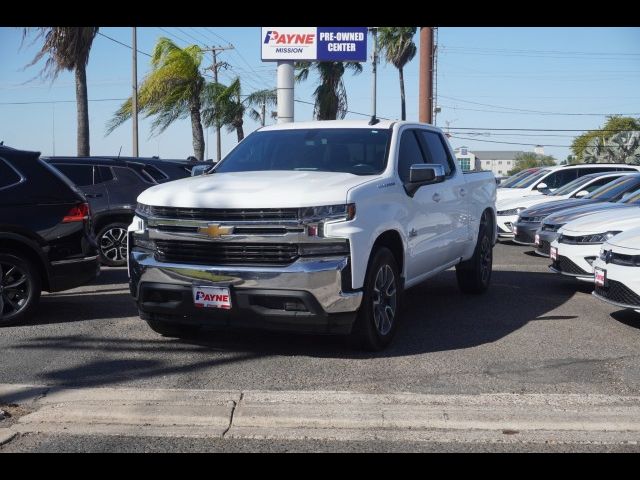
[222,392,242,438]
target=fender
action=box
[0,230,53,280]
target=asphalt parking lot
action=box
[1,241,639,397]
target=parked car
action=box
[592,226,640,314]
[533,177,640,256]
[0,145,100,326]
[128,120,497,350]
[43,156,208,267]
[548,206,640,282]
[497,172,629,241]
[497,168,540,189]
[496,164,640,202]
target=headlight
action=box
[520,215,546,223]
[576,231,622,244]
[298,204,356,222]
[497,207,524,216]
[136,202,153,217]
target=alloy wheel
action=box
[0,261,31,321]
[372,264,397,336]
[100,227,128,263]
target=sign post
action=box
[262,27,368,123]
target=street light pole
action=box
[132,27,139,157]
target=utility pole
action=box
[369,27,378,125]
[418,27,434,124]
[132,27,139,157]
[204,45,234,161]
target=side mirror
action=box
[191,165,211,176]
[536,182,548,190]
[574,189,589,198]
[405,164,445,196]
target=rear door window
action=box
[417,130,455,176]
[0,158,22,189]
[397,130,426,182]
[53,164,94,187]
[539,169,577,189]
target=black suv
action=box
[0,146,100,326]
[44,156,207,267]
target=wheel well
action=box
[0,239,50,290]
[372,230,404,276]
[93,214,133,234]
[481,208,496,243]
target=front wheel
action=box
[351,247,402,351]
[456,213,493,294]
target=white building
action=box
[455,147,527,177]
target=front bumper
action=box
[534,229,559,257]
[129,248,362,334]
[512,221,539,246]
[548,242,600,282]
[591,257,640,313]
[497,215,517,239]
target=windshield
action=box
[551,175,599,197]
[620,188,640,205]
[586,175,640,201]
[514,169,551,188]
[214,128,391,175]
[500,170,537,188]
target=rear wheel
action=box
[456,212,493,294]
[351,247,402,351]
[0,251,42,326]
[97,223,128,267]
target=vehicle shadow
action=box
[610,309,640,330]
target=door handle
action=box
[432,193,441,202]
[460,188,466,197]
[86,193,103,198]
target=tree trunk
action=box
[236,119,244,142]
[75,65,90,156]
[399,67,406,121]
[261,100,266,127]
[189,104,205,160]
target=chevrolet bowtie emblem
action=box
[198,224,234,238]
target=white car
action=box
[592,226,640,314]
[549,206,640,282]
[496,172,629,240]
[496,164,640,203]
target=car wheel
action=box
[0,251,42,326]
[97,223,129,267]
[351,247,402,351]
[456,212,493,294]
[145,318,200,338]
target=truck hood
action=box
[137,170,374,208]
[560,206,640,235]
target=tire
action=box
[97,223,129,267]
[145,318,200,338]
[0,251,42,326]
[456,212,493,294]
[351,247,402,351]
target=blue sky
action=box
[1,27,639,162]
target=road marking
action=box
[3,384,640,444]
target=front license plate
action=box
[193,286,231,309]
[535,233,540,246]
[594,267,607,287]
[550,246,558,261]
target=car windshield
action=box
[548,175,596,196]
[214,128,391,176]
[500,170,536,188]
[513,169,551,188]
[586,175,640,201]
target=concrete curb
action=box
[0,428,17,446]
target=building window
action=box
[459,158,471,171]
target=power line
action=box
[440,104,640,116]
[449,135,636,148]
[0,98,127,105]
[448,127,640,132]
[293,98,391,120]
[157,27,191,46]
[97,32,151,57]
[440,45,640,56]
[174,27,207,47]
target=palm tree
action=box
[202,78,246,142]
[245,88,277,127]
[378,27,417,121]
[295,62,363,120]
[23,27,99,156]
[107,37,207,160]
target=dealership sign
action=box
[261,27,368,62]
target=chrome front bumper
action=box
[129,248,362,314]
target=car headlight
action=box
[497,207,524,216]
[299,204,356,222]
[578,231,622,244]
[136,202,153,217]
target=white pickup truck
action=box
[128,120,497,350]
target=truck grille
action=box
[595,280,640,307]
[155,241,299,266]
[148,206,299,222]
